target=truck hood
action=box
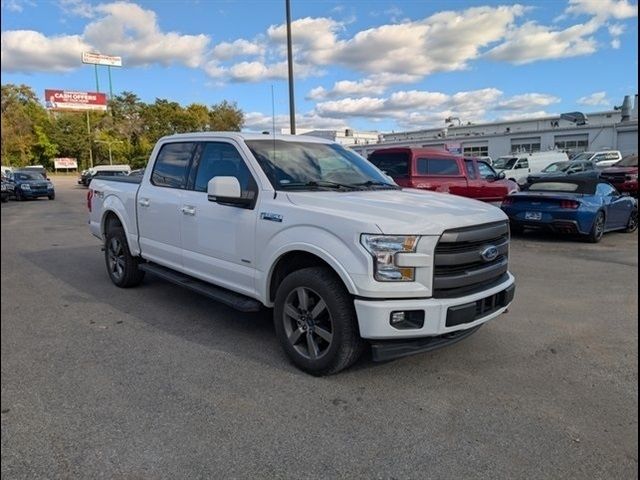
[286,189,507,235]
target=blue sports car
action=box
[501,173,638,242]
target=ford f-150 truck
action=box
[88,133,516,375]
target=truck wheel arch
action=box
[267,250,356,304]
[102,210,123,236]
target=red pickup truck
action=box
[599,154,638,196]
[368,147,518,202]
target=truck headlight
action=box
[361,234,419,282]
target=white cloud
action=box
[1,0,34,12]
[84,2,209,67]
[1,1,210,73]
[485,19,599,64]
[577,91,610,106]
[310,88,563,129]
[566,0,638,20]
[58,0,94,18]
[243,111,347,132]
[608,23,627,36]
[307,73,421,99]
[495,93,561,110]
[331,5,527,76]
[611,38,621,48]
[1,30,90,72]
[212,39,265,60]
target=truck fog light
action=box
[389,310,425,330]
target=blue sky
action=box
[1,0,638,132]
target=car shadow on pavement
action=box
[21,245,381,375]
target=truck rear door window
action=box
[151,142,196,189]
[368,153,409,177]
[417,158,460,175]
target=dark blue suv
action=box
[12,171,55,200]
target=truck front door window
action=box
[193,142,256,201]
[477,161,497,179]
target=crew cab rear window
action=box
[151,142,196,189]
[368,152,409,177]
[417,158,460,175]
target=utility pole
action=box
[86,112,93,168]
[286,0,296,134]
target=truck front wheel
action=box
[274,267,365,375]
[104,227,145,288]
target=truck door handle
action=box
[138,198,150,207]
[181,205,196,216]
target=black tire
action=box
[48,194,55,200]
[586,211,605,243]
[624,210,638,233]
[15,189,24,201]
[1,195,7,203]
[274,267,365,375]
[104,226,145,288]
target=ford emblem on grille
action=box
[480,245,498,262]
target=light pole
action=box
[286,0,296,134]
[95,140,122,165]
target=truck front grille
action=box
[433,221,510,298]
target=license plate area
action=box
[525,211,542,220]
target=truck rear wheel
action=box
[104,227,145,288]
[274,267,365,375]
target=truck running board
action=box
[139,263,262,312]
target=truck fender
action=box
[261,239,360,306]
[101,195,141,256]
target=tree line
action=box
[1,84,245,171]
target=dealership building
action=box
[350,94,638,159]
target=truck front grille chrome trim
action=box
[433,221,510,298]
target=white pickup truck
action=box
[88,132,515,375]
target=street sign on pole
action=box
[81,52,122,67]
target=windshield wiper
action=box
[280,180,360,190]
[351,180,400,189]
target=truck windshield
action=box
[246,140,396,190]
[493,157,518,170]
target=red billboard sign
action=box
[44,90,108,111]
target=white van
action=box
[493,151,569,185]
[83,165,131,186]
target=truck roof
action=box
[158,132,335,144]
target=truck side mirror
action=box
[498,171,506,180]
[207,176,251,208]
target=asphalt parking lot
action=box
[1,176,638,479]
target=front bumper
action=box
[354,273,515,340]
[20,189,54,198]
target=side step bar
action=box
[139,263,262,312]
